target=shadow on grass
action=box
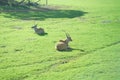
[58,47,85,52]
[36,32,48,36]
[1,7,88,20]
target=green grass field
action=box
[0,0,120,80]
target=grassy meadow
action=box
[0,0,120,80]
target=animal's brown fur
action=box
[32,24,45,35]
[55,33,72,51]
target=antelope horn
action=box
[65,33,70,38]
[62,30,70,37]
[66,33,70,37]
[67,33,70,37]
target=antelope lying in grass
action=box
[31,24,45,35]
[55,33,72,51]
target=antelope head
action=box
[31,24,37,28]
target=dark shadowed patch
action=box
[14,49,23,52]
[1,7,88,21]
[0,45,6,48]
[36,32,48,36]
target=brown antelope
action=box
[55,33,72,51]
[31,24,45,35]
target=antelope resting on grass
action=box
[55,33,72,51]
[31,24,45,35]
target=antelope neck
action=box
[65,38,70,44]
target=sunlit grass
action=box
[0,0,120,80]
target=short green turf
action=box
[0,0,120,80]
